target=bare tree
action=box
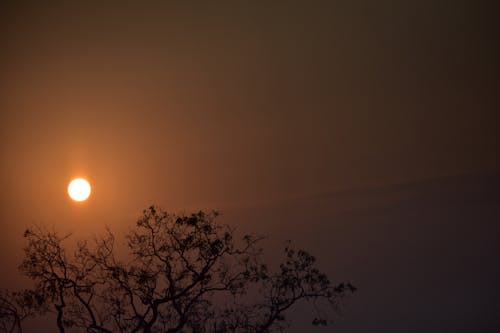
[0,288,46,333]
[2,206,355,333]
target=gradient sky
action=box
[1,1,499,332]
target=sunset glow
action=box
[1,1,498,332]
[68,178,91,202]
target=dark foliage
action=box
[1,206,354,332]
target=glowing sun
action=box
[68,178,91,202]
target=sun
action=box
[68,178,91,202]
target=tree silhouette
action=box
[1,206,354,332]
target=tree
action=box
[1,206,355,333]
[0,289,46,333]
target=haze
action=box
[1,1,499,332]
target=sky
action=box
[0,0,499,332]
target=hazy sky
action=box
[1,1,499,332]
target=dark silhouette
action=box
[1,206,354,332]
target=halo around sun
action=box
[68,178,91,202]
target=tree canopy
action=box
[1,206,354,333]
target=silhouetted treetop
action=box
[1,206,354,333]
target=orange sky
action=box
[1,1,499,332]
